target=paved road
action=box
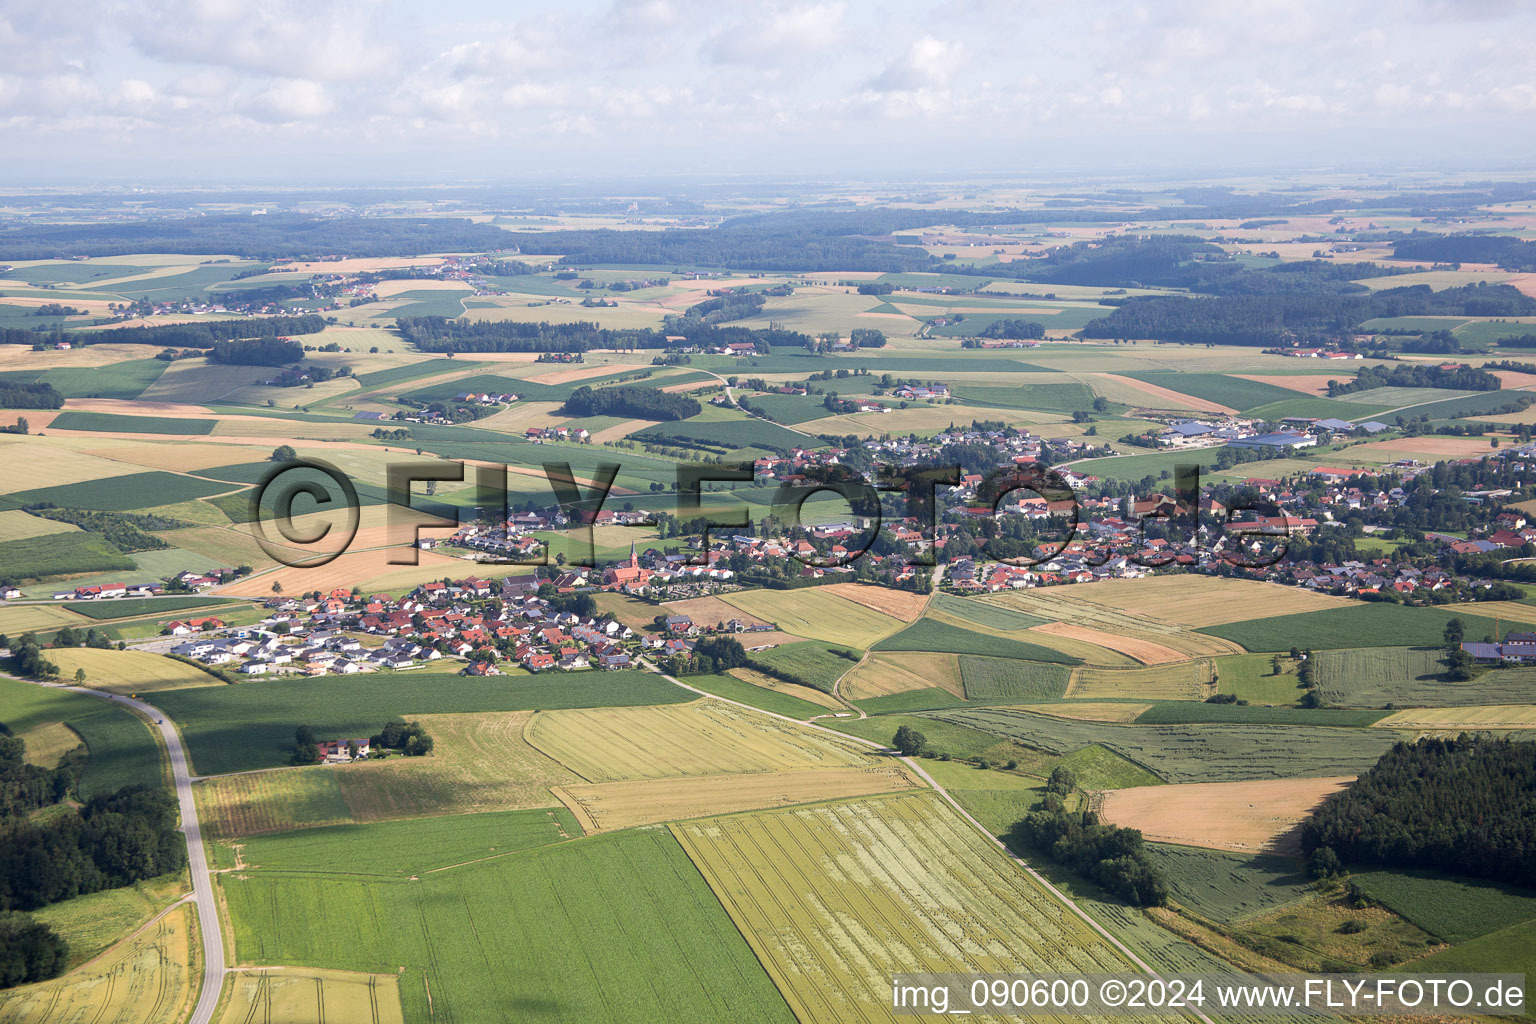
[25,681,225,1024]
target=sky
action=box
[2,0,1535,183]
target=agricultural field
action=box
[1348,871,1536,944]
[1029,702,1154,722]
[8,469,236,511]
[198,710,582,835]
[553,764,920,832]
[145,670,693,775]
[1372,704,1536,730]
[850,688,966,714]
[222,825,796,1024]
[818,582,929,621]
[704,667,844,715]
[218,969,405,1024]
[0,675,163,797]
[0,531,136,578]
[874,617,1081,663]
[525,698,871,782]
[1198,602,1483,652]
[674,793,1164,1024]
[841,652,963,700]
[1068,660,1215,701]
[718,587,906,649]
[958,655,1072,701]
[931,591,1047,629]
[31,872,191,969]
[48,647,223,692]
[0,903,195,1024]
[1097,777,1352,855]
[1143,845,1315,924]
[0,508,79,541]
[928,708,1401,782]
[745,641,860,693]
[1059,575,1348,627]
[1213,653,1304,704]
[1313,646,1536,706]
[981,587,1245,660]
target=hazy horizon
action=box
[3,0,1535,183]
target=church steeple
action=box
[630,539,638,568]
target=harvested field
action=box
[1030,622,1189,665]
[1232,374,1339,395]
[984,587,1245,658]
[80,442,271,472]
[840,652,963,701]
[0,603,91,633]
[0,903,195,1024]
[1030,703,1154,723]
[1096,373,1234,413]
[1042,576,1348,627]
[197,769,353,837]
[553,765,920,832]
[673,793,1155,1024]
[1373,705,1536,730]
[16,720,82,767]
[819,583,929,622]
[214,546,468,598]
[1097,777,1354,855]
[48,648,223,693]
[218,968,405,1024]
[721,587,906,649]
[1068,661,1216,701]
[0,437,138,490]
[526,362,645,385]
[662,594,773,629]
[587,417,660,443]
[526,699,872,782]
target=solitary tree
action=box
[1444,617,1466,650]
[73,668,86,685]
[891,725,926,757]
[270,444,297,462]
[271,580,283,595]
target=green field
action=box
[742,393,835,425]
[1133,703,1390,727]
[948,382,1098,413]
[0,532,135,579]
[679,671,831,719]
[62,596,243,620]
[147,670,694,775]
[1407,918,1536,999]
[745,641,857,693]
[957,656,1072,701]
[1120,370,1300,411]
[49,410,217,434]
[1066,446,1229,482]
[1306,646,1536,707]
[1199,603,1480,652]
[0,359,169,400]
[1241,397,1388,421]
[1349,871,1536,944]
[223,823,795,1024]
[874,617,1079,663]
[927,708,1400,782]
[9,470,235,511]
[1144,844,1313,923]
[933,592,1046,629]
[354,358,466,387]
[635,416,818,452]
[1213,652,1304,704]
[0,676,162,798]
[851,687,966,714]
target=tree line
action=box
[0,382,62,410]
[1328,362,1501,396]
[0,314,327,350]
[208,336,305,366]
[561,384,700,421]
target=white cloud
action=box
[867,34,961,92]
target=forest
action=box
[208,336,305,366]
[1392,232,1536,271]
[1300,736,1536,887]
[0,314,327,350]
[397,315,812,354]
[561,384,700,420]
[1328,362,1501,396]
[0,382,63,410]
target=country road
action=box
[16,679,225,1024]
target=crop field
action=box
[982,588,1245,659]
[851,688,966,714]
[819,582,929,622]
[696,669,842,716]
[62,595,241,620]
[659,594,772,629]
[0,676,163,797]
[1212,653,1303,704]
[1029,702,1154,722]
[746,641,860,692]
[720,587,906,649]
[1134,703,1389,727]
[525,699,870,782]
[1143,845,1313,924]
[17,720,81,766]
[50,410,218,434]
[1029,621,1191,665]
[928,708,1401,782]
[9,469,235,511]
[1068,660,1215,700]
[1409,918,1536,981]
[1348,871,1536,944]
[1058,575,1348,626]
[1198,602,1481,652]
[0,902,194,1024]
[146,670,692,775]
[948,381,1098,413]
[841,652,963,700]
[958,656,1072,701]
[1373,704,1536,730]
[874,617,1080,663]
[198,711,580,835]
[673,793,1163,1024]
[0,508,79,541]
[1119,370,1302,411]
[31,873,189,970]
[222,826,796,1024]
[1098,777,1352,855]
[1312,646,1536,706]
[0,531,136,579]
[931,592,1046,629]
[219,968,405,1024]
[0,601,90,632]
[553,764,921,832]
[47,647,222,692]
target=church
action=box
[602,541,651,590]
